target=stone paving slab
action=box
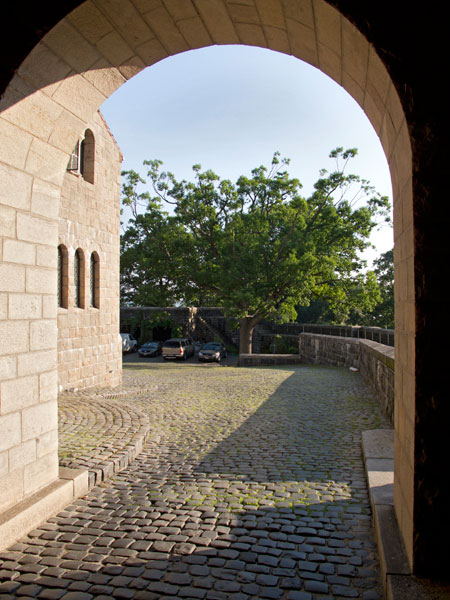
[0,363,392,599]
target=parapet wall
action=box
[239,354,302,366]
[299,333,394,423]
[271,323,394,347]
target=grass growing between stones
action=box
[109,363,390,517]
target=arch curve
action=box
[0,0,421,577]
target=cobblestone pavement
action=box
[58,392,153,488]
[0,363,391,599]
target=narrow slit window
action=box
[74,248,85,309]
[90,251,100,308]
[58,244,68,308]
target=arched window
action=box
[66,129,95,184]
[90,251,100,308]
[58,244,68,309]
[80,129,95,184]
[74,248,85,309]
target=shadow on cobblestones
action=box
[0,499,382,599]
[0,364,389,599]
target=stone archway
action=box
[0,0,422,575]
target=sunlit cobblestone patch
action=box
[0,364,390,599]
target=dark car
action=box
[138,341,163,357]
[198,342,227,363]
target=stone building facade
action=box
[58,111,122,391]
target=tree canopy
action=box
[296,248,394,328]
[120,148,391,353]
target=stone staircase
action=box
[195,309,239,351]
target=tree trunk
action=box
[239,317,254,355]
[239,315,264,358]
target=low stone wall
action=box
[299,333,394,424]
[264,322,395,347]
[239,354,303,366]
[359,340,394,424]
[298,333,360,369]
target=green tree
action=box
[121,148,390,353]
[296,249,394,328]
[120,171,189,306]
[366,248,394,328]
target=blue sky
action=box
[101,44,393,267]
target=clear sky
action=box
[101,44,393,267]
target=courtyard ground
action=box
[0,360,391,599]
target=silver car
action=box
[162,338,195,361]
[198,342,227,363]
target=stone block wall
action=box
[239,354,303,366]
[120,306,239,348]
[359,339,395,423]
[299,333,394,424]
[57,112,122,391]
[120,306,196,341]
[299,333,361,369]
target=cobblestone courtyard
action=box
[0,362,391,599]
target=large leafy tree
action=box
[121,148,390,353]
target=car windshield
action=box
[143,343,158,347]
[164,341,181,348]
[202,343,221,350]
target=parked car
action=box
[138,340,163,357]
[162,338,195,361]
[120,333,137,352]
[198,342,227,363]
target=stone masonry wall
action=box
[299,333,394,424]
[120,306,239,348]
[120,307,196,341]
[57,112,122,391]
[299,333,360,369]
[359,339,394,424]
